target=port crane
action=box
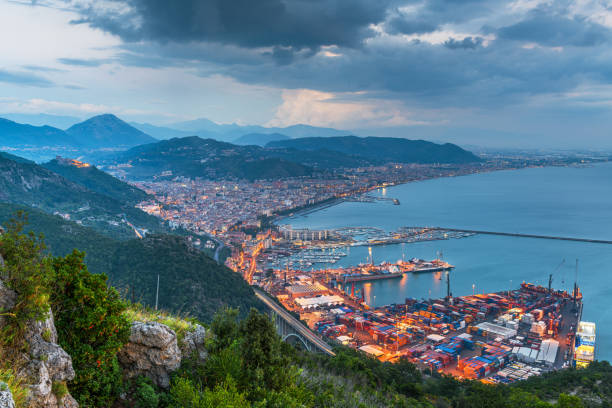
[548,258,565,292]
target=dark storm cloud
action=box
[385,0,502,35]
[73,0,393,50]
[57,57,111,67]
[0,69,54,87]
[444,36,483,49]
[61,0,612,111]
[498,12,612,47]
[387,16,439,35]
[215,37,612,109]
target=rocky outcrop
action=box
[0,382,15,408]
[118,322,182,389]
[0,277,78,408]
[180,324,207,362]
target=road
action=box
[253,289,336,356]
[213,240,224,263]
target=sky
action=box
[2,0,612,149]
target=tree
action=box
[0,213,52,347]
[556,394,584,408]
[238,309,298,402]
[49,250,131,407]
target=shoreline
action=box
[273,159,610,228]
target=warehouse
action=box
[475,322,517,339]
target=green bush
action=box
[135,377,160,408]
[170,376,250,408]
[0,214,52,347]
[49,250,131,408]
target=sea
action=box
[281,162,612,361]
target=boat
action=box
[574,321,596,368]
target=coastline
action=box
[272,159,610,228]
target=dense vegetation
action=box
[50,250,131,407]
[105,136,374,180]
[106,136,317,180]
[0,209,261,323]
[108,234,263,322]
[0,219,131,407]
[267,136,482,164]
[1,221,610,408]
[43,159,150,205]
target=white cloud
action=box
[0,1,119,67]
[0,97,183,120]
[266,89,429,129]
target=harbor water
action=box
[282,162,612,360]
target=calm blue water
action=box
[282,163,612,360]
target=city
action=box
[2,0,612,406]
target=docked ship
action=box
[574,321,596,368]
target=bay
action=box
[282,163,612,360]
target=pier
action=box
[428,227,612,245]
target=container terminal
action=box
[230,228,595,382]
[255,260,593,383]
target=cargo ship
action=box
[574,321,596,368]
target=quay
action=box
[341,265,454,283]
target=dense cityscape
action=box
[114,154,601,386]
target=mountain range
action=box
[233,132,291,146]
[130,119,348,142]
[0,114,156,150]
[0,113,483,178]
[103,134,481,181]
[267,136,482,164]
[105,136,316,181]
[0,117,79,147]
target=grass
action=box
[52,381,68,401]
[124,304,202,343]
[0,367,28,408]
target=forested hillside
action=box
[0,207,261,323]
[43,158,150,205]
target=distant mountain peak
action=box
[66,114,157,148]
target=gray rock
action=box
[0,279,16,329]
[118,321,182,389]
[24,310,75,383]
[0,382,15,408]
[180,324,208,362]
[0,276,78,408]
[59,394,79,408]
